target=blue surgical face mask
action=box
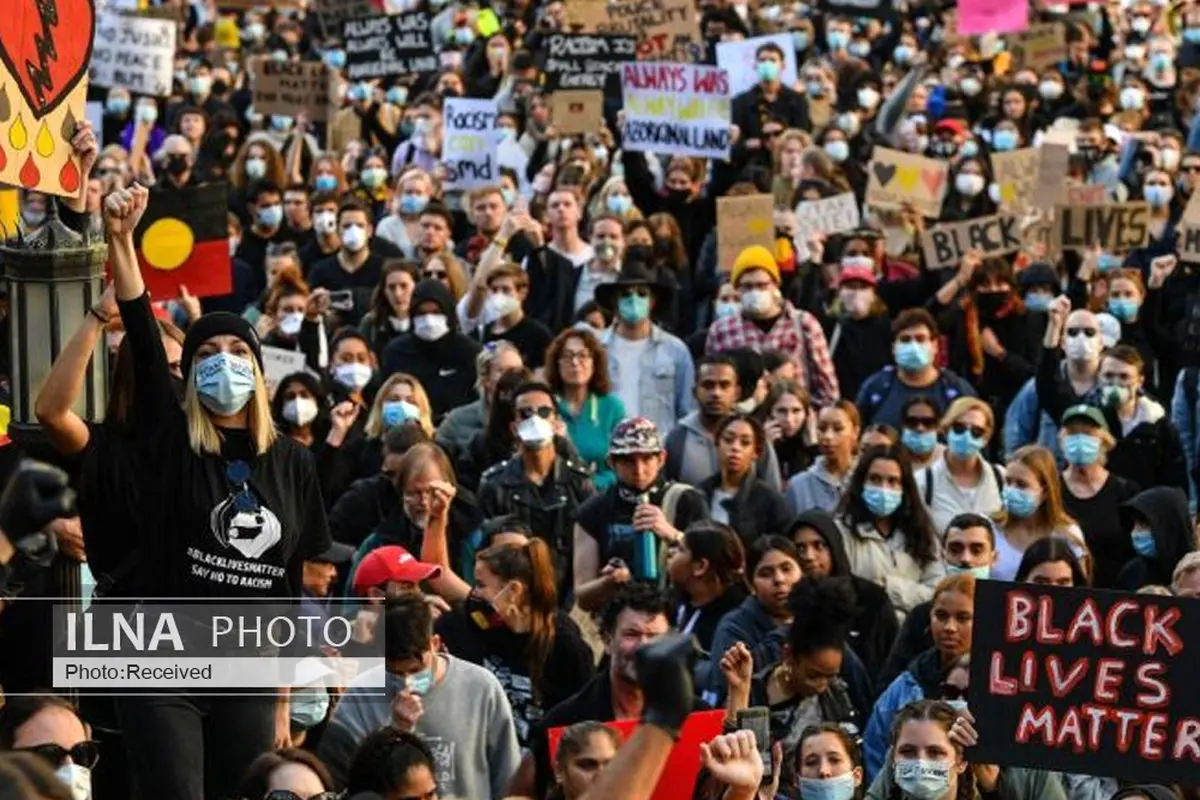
[902,428,937,456]
[194,352,257,415]
[383,400,422,428]
[992,129,1019,151]
[824,140,850,162]
[617,294,651,324]
[757,60,781,82]
[1063,433,1101,465]
[960,139,979,158]
[501,187,517,207]
[607,194,633,215]
[257,204,283,228]
[894,341,932,371]
[1097,253,1123,273]
[793,30,810,51]
[1144,184,1173,208]
[1107,297,1139,321]
[387,86,409,106]
[1132,528,1157,557]
[1185,27,1200,43]
[894,44,913,64]
[1024,292,1052,313]
[406,665,434,695]
[314,174,339,193]
[946,564,991,579]
[325,50,347,69]
[106,96,130,116]
[807,80,826,97]
[827,30,850,50]
[399,193,428,215]
[862,485,903,518]
[946,429,985,459]
[290,686,330,729]
[1003,485,1040,518]
[715,300,740,319]
[797,773,857,800]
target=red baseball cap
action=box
[835,265,878,287]
[352,546,442,595]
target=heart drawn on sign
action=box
[896,165,920,192]
[920,169,945,197]
[872,162,897,186]
[0,0,96,121]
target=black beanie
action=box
[181,312,264,377]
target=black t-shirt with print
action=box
[116,293,330,598]
[575,480,709,568]
[483,316,553,369]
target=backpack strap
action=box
[660,482,693,528]
[924,467,934,507]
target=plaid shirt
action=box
[706,302,840,407]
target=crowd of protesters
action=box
[6,0,1200,798]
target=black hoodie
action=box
[380,279,483,421]
[791,510,899,685]
[1116,487,1196,591]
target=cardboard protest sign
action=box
[443,97,499,190]
[921,214,1023,269]
[254,60,336,123]
[864,148,948,218]
[969,580,1200,783]
[343,13,436,81]
[1177,224,1200,264]
[549,711,725,800]
[0,0,94,197]
[581,0,702,62]
[817,0,894,19]
[1034,135,1072,210]
[1056,203,1150,253]
[262,346,308,398]
[91,11,176,97]
[1010,23,1066,70]
[1185,189,1200,224]
[543,33,636,94]
[958,0,1028,34]
[621,63,732,160]
[133,183,231,299]
[991,148,1039,212]
[1066,182,1106,205]
[313,0,375,35]
[716,34,798,97]
[794,193,860,245]
[717,194,774,272]
[551,90,605,136]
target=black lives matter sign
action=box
[343,13,436,80]
[969,581,1200,783]
[544,34,636,94]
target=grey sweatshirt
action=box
[318,657,521,799]
[666,411,783,491]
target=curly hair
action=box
[544,327,611,395]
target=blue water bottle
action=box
[633,494,659,582]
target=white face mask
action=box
[278,311,304,336]
[516,415,554,447]
[484,292,521,324]
[1065,332,1100,361]
[283,396,319,426]
[413,313,449,342]
[839,288,874,317]
[55,764,92,800]
[314,211,337,235]
[740,288,776,317]
[341,224,368,252]
[334,362,373,390]
[955,173,985,197]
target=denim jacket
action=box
[600,324,696,438]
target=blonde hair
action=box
[364,373,434,438]
[184,362,278,456]
[939,396,995,438]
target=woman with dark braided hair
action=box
[864,699,1065,800]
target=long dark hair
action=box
[366,259,420,332]
[1014,537,1089,586]
[838,443,938,566]
[269,371,332,440]
[484,367,533,447]
[107,318,185,429]
[476,538,559,696]
[682,521,747,591]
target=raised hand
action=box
[700,730,764,790]
[103,185,149,237]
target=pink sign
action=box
[958,0,1029,34]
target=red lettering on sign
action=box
[1105,600,1139,648]
[1144,606,1183,657]
[989,652,1017,695]
[1094,659,1125,703]
[1014,703,1057,744]
[1036,596,1063,643]
[1005,591,1034,642]
[1172,719,1200,760]
[1114,709,1145,753]
[1068,598,1104,646]
[1046,656,1089,698]
[1135,662,1169,708]
[1140,713,1168,760]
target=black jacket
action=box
[935,299,1040,415]
[820,314,893,403]
[328,473,480,555]
[792,509,899,686]
[1103,400,1189,495]
[697,474,790,549]
[731,83,811,141]
[380,279,483,421]
[1116,486,1195,591]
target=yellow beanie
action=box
[730,245,780,287]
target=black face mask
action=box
[652,239,673,259]
[211,79,229,96]
[625,244,652,264]
[975,290,1008,317]
[165,154,190,176]
[665,188,691,205]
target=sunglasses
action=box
[950,422,987,439]
[904,415,938,430]
[517,406,554,420]
[1184,165,1200,173]
[17,741,100,769]
[1066,327,1097,338]
[424,270,448,280]
[939,684,967,702]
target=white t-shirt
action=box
[711,489,735,524]
[574,262,618,312]
[609,333,649,418]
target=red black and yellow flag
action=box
[133,183,231,300]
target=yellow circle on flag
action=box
[142,218,194,271]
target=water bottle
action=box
[633,493,658,582]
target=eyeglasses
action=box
[939,684,967,702]
[950,422,987,439]
[1184,165,1200,173]
[17,741,100,770]
[904,415,938,430]
[264,792,342,800]
[559,350,592,364]
[517,405,555,420]
[1065,327,1097,338]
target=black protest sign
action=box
[544,34,636,95]
[920,214,1023,270]
[1056,203,1150,253]
[817,0,894,20]
[343,13,436,81]
[969,581,1200,784]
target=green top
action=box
[557,392,627,491]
